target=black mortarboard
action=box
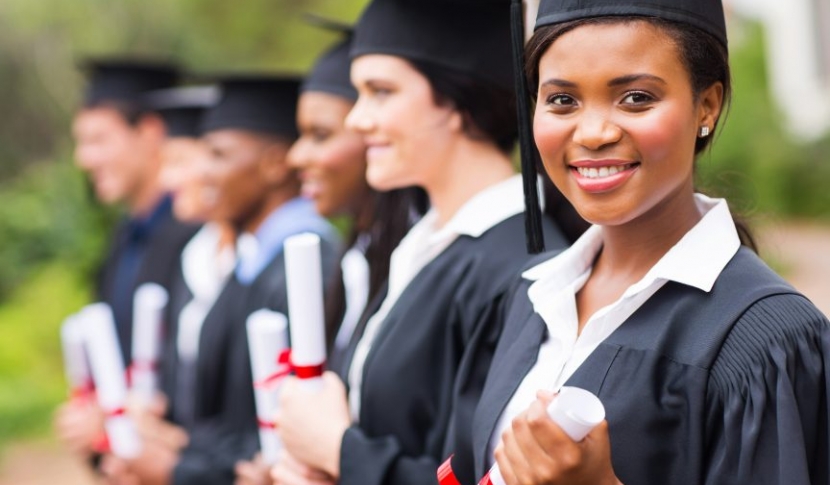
[351,0,514,90]
[302,16,357,101]
[200,75,301,139]
[80,59,180,108]
[144,86,219,138]
[535,0,728,46]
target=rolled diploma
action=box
[130,283,169,404]
[284,233,327,391]
[82,303,142,458]
[247,309,290,465]
[60,314,93,399]
[483,387,605,485]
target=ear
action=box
[257,140,295,187]
[697,82,724,134]
[446,108,464,134]
[136,113,167,144]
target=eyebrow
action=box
[539,73,667,89]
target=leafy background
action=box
[0,0,827,450]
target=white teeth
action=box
[576,164,633,179]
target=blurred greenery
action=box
[0,0,827,450]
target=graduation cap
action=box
[535,0,728,46]
[79,58,180,108]
[350,0,514,91]
[200,75,301,139]
[301,14,357,101]
[143,86,220,138]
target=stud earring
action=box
[699,126,710,138]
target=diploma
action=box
[246,309,290,465]
[284,233,327,391]
[130,283,169,405]
[81,303,142,458]
[60,313,94,400]
[437,387,605,485]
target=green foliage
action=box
[698,22,830,220]
[0,262,92,445]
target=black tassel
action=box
[510,0,545,254]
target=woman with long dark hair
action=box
[271,1,569,485]
[455,1,830,484]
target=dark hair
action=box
[324,187,428,351]
[525,16,756,251]
[407,59,519,154]
[85,100,154,127]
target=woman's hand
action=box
[276,371,351,478]
[53,399,105,456]
[101,438,180,485]
[494,391,622,485]
[270,450,335,485]
[235,453,272,485]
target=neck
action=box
[238,187,299,235]
[595,184,701,282]
[127,152,165,218]
[422,141,515,228]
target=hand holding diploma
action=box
[490,389,621,485]
[276,372,350,480]
[130,283,169,406]
[284,233,327,391]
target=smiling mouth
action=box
[573,163,639,179]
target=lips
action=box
[569,159,640,193]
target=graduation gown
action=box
[170,236,340,485]
[96,198,198,364]
[338,213,567,485]
[466,248,830,485]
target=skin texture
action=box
[200,129,298,233]
[287,92,371,219]
[495,20,723,485]
[158,136,216,223]
[72,107,167,216]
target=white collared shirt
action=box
[487,194,741,463]
[348,174,526,420]
[333,243,371,351]
[176,224,236,362]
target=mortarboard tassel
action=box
[510,0,545,254]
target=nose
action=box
[345,97,375,135]
[286,139,310,169]
[572,106,622,151]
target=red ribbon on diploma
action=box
[437,456,463,485]
[258,417,277,430]
[437,456,495,485]
[126,359,157,387]
[253,349,325,389]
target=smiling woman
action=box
[457,1,830,485]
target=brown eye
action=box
[547,94,576,106]
[621,91,654,105]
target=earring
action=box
[699,126,710,138]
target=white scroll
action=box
[82,303,142,458]
[60,313,93,400]
[284,233,327,391]
[246,309,290,465]
[130,283,169,405]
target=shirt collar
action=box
[235,197,339,285]
[524,194,740,294]
[430,173,525,243]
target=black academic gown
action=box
[96,199,198,365]
[170,237,339,485]
[463,248,830,485]
[337,213,567,485]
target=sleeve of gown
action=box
[704,294,830,485]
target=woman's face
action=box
[288,92,371,218]
[533,21,722,227]
[346,54,459,191]
[158,137,215,223]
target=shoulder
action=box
[710,292,829,396]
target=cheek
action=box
[626,105,694,167]
[533,112,571,176]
